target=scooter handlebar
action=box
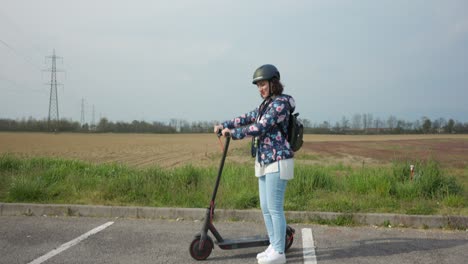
[216,129,231,138]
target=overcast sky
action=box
[1,0,467,125]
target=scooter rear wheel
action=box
[285,226,295,251]
[189,236,214,261]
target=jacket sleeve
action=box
[229,98,289,140]
[222,108,258,129]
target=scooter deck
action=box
[216,235,269,250]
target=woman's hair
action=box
[270,77,284,95]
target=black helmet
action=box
[252,64,280,84]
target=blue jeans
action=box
[258,171,288,254]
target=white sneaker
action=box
[256,245,273,260]
[258,249,286,264]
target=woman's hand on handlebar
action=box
[213,124,224,134]
[221,128,231,137]
[213,124,230,137]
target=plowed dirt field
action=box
[1,132,467,169]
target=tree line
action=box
[302,114,467,134]
[0,118,174,133]
[1,114,468,134]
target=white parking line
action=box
[28,221,114,264]
[302,228,317,264]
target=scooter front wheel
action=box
[189,236,214,261]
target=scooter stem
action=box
[199,135,230,250]
[211,135,230,206]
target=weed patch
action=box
[0,154,466,216]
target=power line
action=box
[0,38,42,70]
[0,74,47,94]
[0,10,49,70]
[0,38,15,51]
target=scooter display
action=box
[189,132,295,260]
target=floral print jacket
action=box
[222,94,296,166]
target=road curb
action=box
[1,202,466,229]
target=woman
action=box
[214,64,295,264]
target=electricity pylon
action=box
[81,98,85,126]
[44,49,63,132]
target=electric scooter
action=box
[189,132,295,261]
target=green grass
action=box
[0,154,467,215]
[290,213,357,226]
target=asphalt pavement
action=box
[1,215,467,264]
